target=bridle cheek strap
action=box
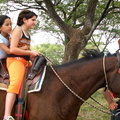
[103,54,109,90]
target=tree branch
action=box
[67,0,83,21]
[87,0,113,39]
[44,0,73,37]
[82,0,98,35]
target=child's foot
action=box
[3,116,15,120]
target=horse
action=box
[0,49,120,120]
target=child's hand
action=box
[109,102,118,110]
[30,51,40,57]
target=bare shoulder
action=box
[12,27,21,33]
[11,27,22,37]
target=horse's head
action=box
[108,50,120,98]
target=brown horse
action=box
[0,50,120,120]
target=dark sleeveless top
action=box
[8,29,31,61]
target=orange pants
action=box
[7,57,30,94]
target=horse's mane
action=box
[80,49,115,61]
[58,49,116,67]
[80,49,104,60]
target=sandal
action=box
[3,116,15,120]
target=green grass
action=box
[76,89,111,120]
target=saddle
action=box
[27,55,47,91]
[0,55,47,90]
[28,55,47,80]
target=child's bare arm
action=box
[103,89,118,110]
[0,43,11,54]
[0,43,29,55]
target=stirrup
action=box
[3,116,15,120]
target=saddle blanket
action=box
[0,66,47,93]
[28,66,46,93]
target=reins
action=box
[42,54,112,115]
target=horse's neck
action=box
[57,57,117,102]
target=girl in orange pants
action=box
[7,57,30,94]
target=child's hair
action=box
[17,9,38,26]
[0,15,10,27]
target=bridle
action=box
[103,49,120,91]
[103,53,109,91]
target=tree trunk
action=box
[63,29,87,63]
